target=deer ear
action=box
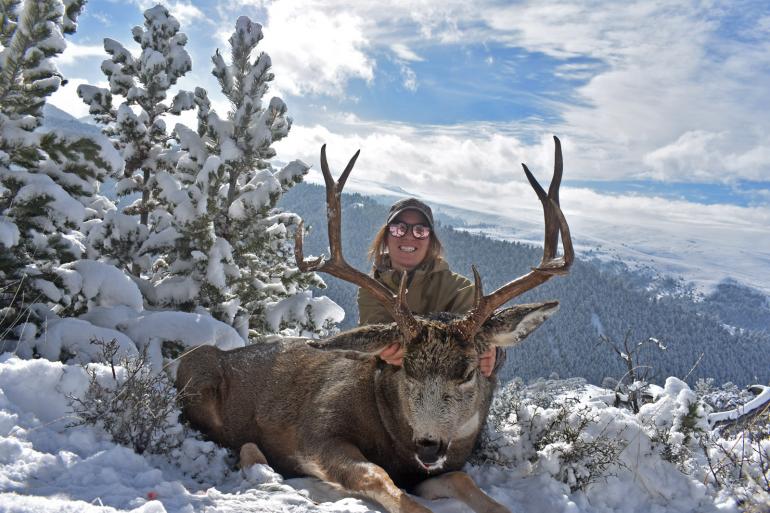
[307,323,402,357]
[476,302,559,348]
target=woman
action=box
[357,197,498,377]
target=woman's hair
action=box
[367,221,444,269]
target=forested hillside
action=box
[282,183,770,387]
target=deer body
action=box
[177,140,573,513]
[178,331,494,489]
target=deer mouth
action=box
[415,453,447,472]
[414,438,448,471]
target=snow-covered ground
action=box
[1,352,766,513]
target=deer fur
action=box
[176,303,558,513]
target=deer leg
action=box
[413,471,510,513]
[304,441,433,513]
[239,442,268,468]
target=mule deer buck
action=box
[176,137,573,513]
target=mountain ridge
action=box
[282,182,770,387]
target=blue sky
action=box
[49,0,770,292]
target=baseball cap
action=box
[386,197,434,229]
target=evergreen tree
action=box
[0,0,119,339]
[151,17,340,340]
[77,4,193,275]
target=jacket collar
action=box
[374,256,449,288]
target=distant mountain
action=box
[282,182,770,387]
[323,174,770,298]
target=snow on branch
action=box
[708,385,770,426]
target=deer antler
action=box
[453,136,574,339]
[294,145,420,340]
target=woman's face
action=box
[387,209,431,272]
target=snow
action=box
[26,317,138,363]
[41,104,124,174]
[228,179,278,219]
[57,260,144,311]
[708,385,770,424]
[152,276,202,306]
[139,226,181,254]
[1,353,763,513]
[206,238,238,290]
[170,91,195,114]
[173,124,207,164]
[117,311,245,356]
[276,159,310,186]
[2,167,86,225]
[264,291,346,333]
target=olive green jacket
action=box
[357,257,475,325]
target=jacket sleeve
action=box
[357,286,395,325]
[441,273,475,315]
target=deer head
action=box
[295,140,572,470]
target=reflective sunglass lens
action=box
[412,225,430,239]
[388,223,407,237]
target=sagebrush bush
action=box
[695,383,770,512]
[473,378,627,492]
[68,338,184,454]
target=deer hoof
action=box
[239,442,268,468]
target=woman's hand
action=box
[479,346,497,377]
[379,342,405,366]
[379,343,497,377]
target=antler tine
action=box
[548,135,563,201]
[453,136,573,339]
[338,149,360,192]
[392,271,416,330]
[320,144,332,188]
[296,145,420,340]
[471,265,484,304]
[294,220,324,270]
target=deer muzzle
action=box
[414,437,448,471]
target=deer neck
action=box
[372,363,415,453]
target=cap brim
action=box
[386,207,434,228]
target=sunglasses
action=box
[388,222,431,240]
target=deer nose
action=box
[415,437,445,464]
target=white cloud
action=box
[399,64,418,92]
[56,42,106,65]
[643,131,770,183]
[390,43,423,62]
[257,1,770,184]
[129,0,206,26]
[474,1,770,183]
[274,121,567,215]
[643,131,728,181]
[257,0,374,97]
[168,1,207,26]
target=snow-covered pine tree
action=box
[151,16,341,341]
[77,4,193,276]
[0,0,120,339]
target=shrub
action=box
[68,338,184,454]
[474,378,627,492]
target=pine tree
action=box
[77,4,193,275]
[0,0,118,339]
[151,17,340,340]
